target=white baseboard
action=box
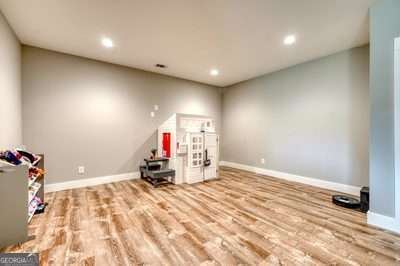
[45,171,140,193]
[367,211,400,234]
[219,161,361,196]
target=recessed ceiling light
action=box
[102,37,114,48]
[284,35,296,46]
[210,69,219,76]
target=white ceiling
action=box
[0,0,375,87]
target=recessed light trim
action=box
[102,37,114,48]
[284,34,296,46]
[210,69,219,76]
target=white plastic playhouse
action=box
[157,113,219,184]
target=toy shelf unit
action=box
[157,113,219,184]
[0,154,45,248]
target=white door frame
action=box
[368,38,400,233]
[394,37,400,226]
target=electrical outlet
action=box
[78,166,85,174]
[260,158,265,164]
[150,111,155,117]
[154,105,159,111]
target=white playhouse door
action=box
[186,133,204,184]
[204,133,218,180]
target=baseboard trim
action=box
[367,211,400,234]
[45,172,140,193]
[219,161,361,196]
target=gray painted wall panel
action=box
[22,46,221,184]
[222,46,369,187]
[0,11,21,149]
[369,0,400,217]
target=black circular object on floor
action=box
[332,195,360,209]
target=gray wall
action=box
[22,46,221,184]
[369,0,400,217]
[222,46,369,187]
[0,11,21,150]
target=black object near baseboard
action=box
[332,186,369,213]
[360,186,369,213]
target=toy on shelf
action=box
[150,148,157,160]
[0,148,41,167]
[28,167,45,186]
[28,196,43,222]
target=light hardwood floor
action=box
[2,167,400,265]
